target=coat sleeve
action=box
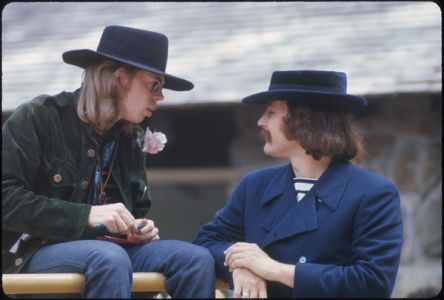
[193,176,249,285]
[293,180,403,298]
[2,102,91,241]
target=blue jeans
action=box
[24,239,215,298]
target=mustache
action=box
[261,130,271,142]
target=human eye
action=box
[151,81,158,90]
[146,81,158,93]
[155,79,165,91]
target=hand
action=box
[224,242,278,281]
[127,218,160,243]
[231,268,267,298]
[88,203,135,235]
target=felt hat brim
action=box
[242,89,367,112]
[63,49,194,91]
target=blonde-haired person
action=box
[193,70,403,298]
[2,25,215,298]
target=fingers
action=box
[131,219,160,242]
[224,243,241,266]
[232,268,267,299]
[88,203,135,234]
[88,204,161,243]
[237,284,266,298]
[109,203,135,234]
[259,287,268,298]
[224,242,254,259]
[225,252,247,271]
[138,226,159,241]
[130,218,148,234]
[245,289,259,298]
[233,284,242,298]
[224,243,255,270]
[225,243,273,277]
[225,248,239,265]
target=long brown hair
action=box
[282,102,365,162]
[76,59,136,135]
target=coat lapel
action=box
[258,164,318,248]
[259,164,293,233]
[258,159,352,249]
[259,164,292,208]
[260,186,318,248]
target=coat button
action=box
[80,180,89,190]
[299,256,307,263]
[87,149,96,158]
[15,258,23,266]
[53,174,63,183]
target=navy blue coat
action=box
[193,159,403,298]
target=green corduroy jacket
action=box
[2,89,152,273]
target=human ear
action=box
[115,67,130,87]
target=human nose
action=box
[257,114,266,128]
[153,91,164,102]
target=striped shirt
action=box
[293,177,317,202]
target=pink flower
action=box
[142,127,167,154]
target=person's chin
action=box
[264,144,283,159]
[263,144,273,156]
[136,114,148,123]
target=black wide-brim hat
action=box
[63,25,193,91]
[242,70,367,112]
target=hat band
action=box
[269,84,346,94]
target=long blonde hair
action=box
[77,59,135,135]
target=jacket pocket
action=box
[41,156,77,199]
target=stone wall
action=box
[360,94,442,297]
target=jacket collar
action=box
[49,88,81,108]
[312,159,352,210]
[260,159,352,211]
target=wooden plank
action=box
[2,273,84,294]
[132,272,166,292]
[2,272,228,295]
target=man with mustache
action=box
[2,25,215,298]
[194,70,403,298]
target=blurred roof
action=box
[1,1,441,111]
